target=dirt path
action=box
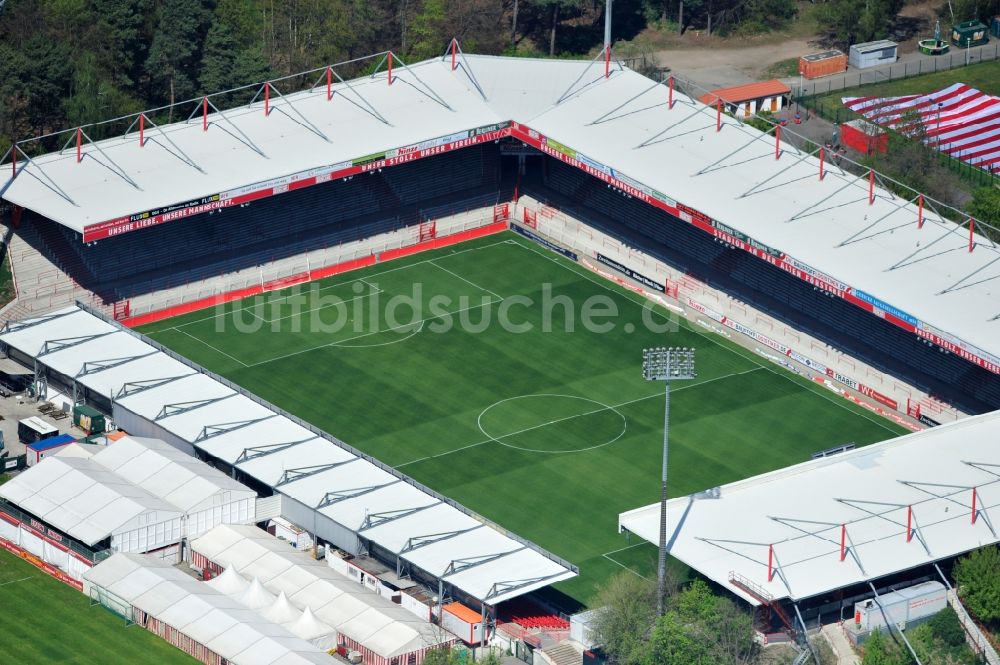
[654,38,815,92]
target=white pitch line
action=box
[393,367,765,468]
[0,575,36,587]
[602,553,651,580]
[252,288,384,324]
[177,328,249,368]
[429,260,502,300]
[509,238,900,435]
[245,297,503,368]
[602,541,648,557]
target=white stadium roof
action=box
[2,52,997,372]
[0,304,578,604]
[619,409,1000,606]
[84,552,336,665]
[192,524,450,659]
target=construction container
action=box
[992,16,1000,38]
[840,119,888,155]
[853,581,947,632]
[72,404,106,435]
[26,433,75,466]
[18,416,58,444]
[799,50,848,79]
[951,20,990,48]
[849,40,898,68]
[441,602,483,645]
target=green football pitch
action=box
[141,231,908,605]
[0,547,198,664]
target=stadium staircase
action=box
[1,222,109,323]
[728,571,799,642]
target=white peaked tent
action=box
[239,576,277,610]
[264,591,303,625]
[288,606,337,650]
[206,566,249,596]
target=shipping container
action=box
[799,50,848,79]
[849,40,898,69]
[72,404,106,435]
[441,602,483,645]
[26,433,75,466]
[853,581,947,632]
[18,416,58,444]
[840,119,888,155]
[951,20,990,48]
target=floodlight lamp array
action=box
[642,347,696,381]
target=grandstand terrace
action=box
[1,50,998,416]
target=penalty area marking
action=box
[326,321,425,348]
[477,394,628,454]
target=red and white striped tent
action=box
[843,83,1000,173]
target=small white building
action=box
[849,40,899,69]
[699,80,792,118]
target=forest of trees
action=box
[4,0,1000,157]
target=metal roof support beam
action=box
[114,374,192,400]
[633,103,712,149]
[938,253,1000,294]
[739,144,822,198]
[963,461,1000,478]
[838,194,920,247]
[310,67,391,126]
[155,392,236,420]
[234,437,315,464]
[698,537,792,594]
[868,582,924,665]
[0,146,78,205]
[834,498,931,556]
[39,331,117,357]
[195,414,277,442]
[786,170,869,222]
[555,48,612,106]
[202,99,268,157]
[792,604,818,662]
[443,547,526,577]
[3,308,80,334]
[275,458,358,486]
[264,81,331,143]
[484,572,571,602]
[316,480,401,509]
[888,221,968,270]
[400,525,484,554]
[441,39,488,102]
[140,115,205,173]
[75,127,143,189]
[385,52,454,111]
[77,351,157,377]
[359,503,438,531]
[899,480,998,537]
[589,79,663,126]
[694,125,777,175]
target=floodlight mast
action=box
[642,347,696,616]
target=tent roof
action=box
[619,408,1000,605]
[92,435,255,512]
[84,553,335,665]
[0,454,181,545]
[193,524,451,659]
[1,305,577,605]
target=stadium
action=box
[1,40,999,663]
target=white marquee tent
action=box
[192,524,452,665]
[84,552,336,665]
